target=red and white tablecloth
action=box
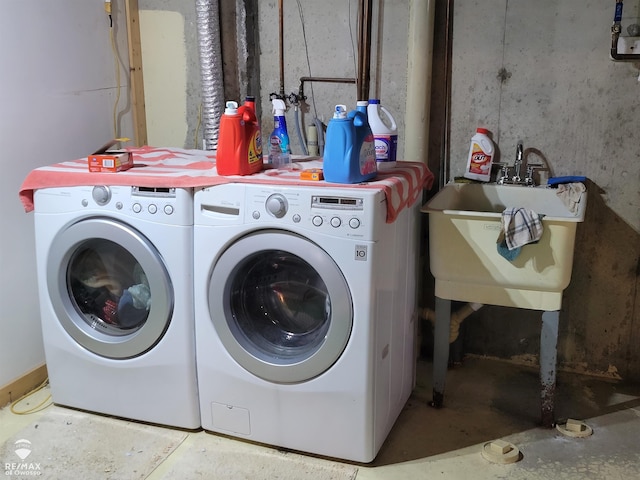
[20,146,434,223]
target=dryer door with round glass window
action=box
[208,230,353,384]
[46,217,173,359]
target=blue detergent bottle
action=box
[323,105,377,184]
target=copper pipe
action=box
[357,0,372,101]
[278,0,285,98]
[298,76,357,99]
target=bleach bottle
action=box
[216,100,263,176]
[268,98,291,168]
[323,104,377,184]
[367,99,398,170]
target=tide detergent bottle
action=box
[216,100,263,176]
[323,104,377,184]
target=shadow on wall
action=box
[419,181,640,383]
[560,181,640,380]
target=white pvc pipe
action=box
[421,302,484,343]
[403,0,435,164]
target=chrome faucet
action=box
[513,141,524,182]
[495,141,539,186]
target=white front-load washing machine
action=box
[194,182,419,462]
[34,185,200,429]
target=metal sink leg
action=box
[540,310,559,428]
[430,296,451,408]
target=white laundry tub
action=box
[422,183,587,311]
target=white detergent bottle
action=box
[367,98,398,170]
[463,128,494,182]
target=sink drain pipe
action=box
[196,0,225,151]
[421,302,483,343]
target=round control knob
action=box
[148,204,157,214]
[92,186,111,206]
[312,216,323,227]
[330,217,341,228]
[349,218,361,229]
[164,205,174,215]
[265,194,288,218]
[132,203,142,213]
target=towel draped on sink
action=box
[496,207,544,261]
[555,182,586,214]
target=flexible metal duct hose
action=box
[196,0,225,150]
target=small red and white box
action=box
[88,138,133,172]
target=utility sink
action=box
[422,183,587,311]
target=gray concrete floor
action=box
[2,356,639,478]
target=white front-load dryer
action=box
[194,182,419,462]
[34,185,200,429]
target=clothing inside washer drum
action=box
[68,240,152,332]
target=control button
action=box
[164,205,174,215]
[148,204,157,214]
[265,193,288,218]
[115,202,123,210]
[81,199,89,207]
[349,218,361,229]
[252,211,260,220]
[292,214,301,223]
[92,185,111,206]
[312,216,323,227]
[330,217,341,228]
[132,203,142,213]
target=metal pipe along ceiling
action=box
[196,0,225,150]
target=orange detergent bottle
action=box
[216,99,263,176]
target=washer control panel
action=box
[265,193,288,218]
[242,185,383,240]
[39,185,195,226]
[128,186,182,220]
[309,195,364,231]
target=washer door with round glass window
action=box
[208,230,353,384]
[47,217,173,359]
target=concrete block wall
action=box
[449,0,640,380]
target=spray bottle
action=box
[268,98,291,168]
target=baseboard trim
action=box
[0,364,48,409]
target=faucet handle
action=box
[493,162,512,184]
[525,164,548,186]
